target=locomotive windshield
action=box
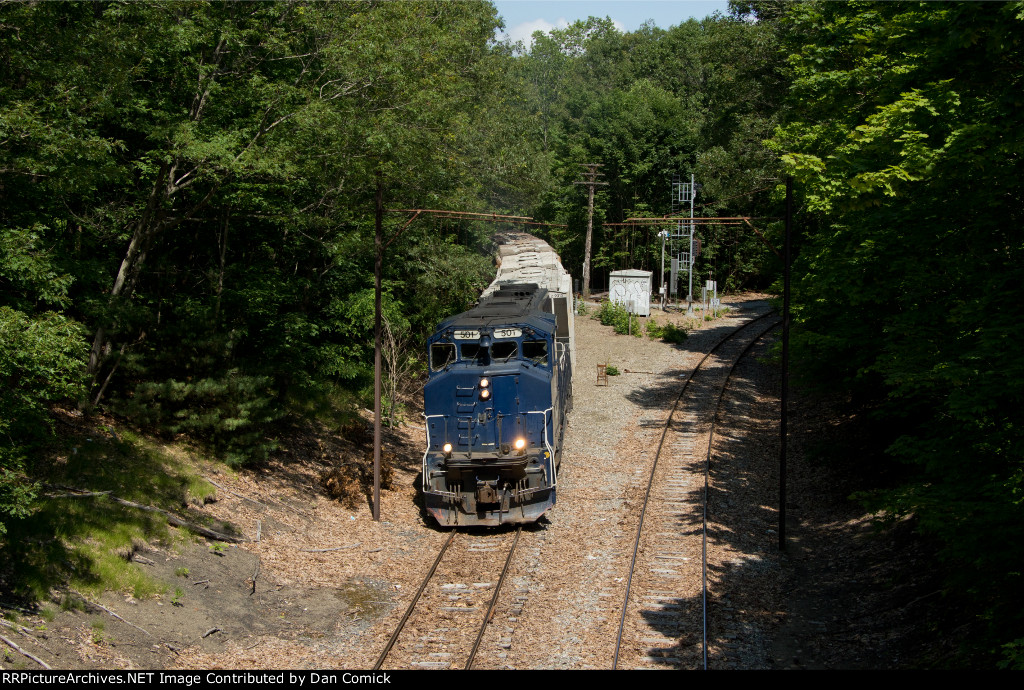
[460,342,484,363]
[432,333,551,369]
[522,339,548,366]
[490,340,517,362]
[459,339,524,364]
[430,342,456,371]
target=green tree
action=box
[519,13,783,290]
[774,0,1024,664]
[0,308,87,535]
[1,1,529,469]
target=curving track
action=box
[613,312,780,669]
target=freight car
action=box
[422,233,574,526]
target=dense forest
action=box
[1,0,1022,668]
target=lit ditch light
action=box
[514,438,526,452]
[443,442,453,457]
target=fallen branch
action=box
[0,619,58,659]
[48,490,111,498]
[0,633,51,669]
[46,485,245,543]
[0,602,35,616]
[0,618,32,635]
[110,496,245,543]
[70,590,153,638]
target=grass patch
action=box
[73,534,166,600]
[0,420,228,604]
[59,593,85,613]
[187,476,217,505]
[91,617,105,644]
[701,306,730,321]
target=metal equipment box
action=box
[609,269,653,317]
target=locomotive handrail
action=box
[523,407,556,487]
[421,414,448,494]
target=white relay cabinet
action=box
[609,269,653,317]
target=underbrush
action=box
[593,301,643,337]
[645,319,689,343]
[286,380,367,434]
[109,373,281,468]
[0,418,224,603]
[592,301,700,344]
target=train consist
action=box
[422,233,574,526]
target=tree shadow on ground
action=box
[1,412,230,606]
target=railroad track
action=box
[374,526,522,670]
[613,310,780,669]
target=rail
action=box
[612,309,778,670]
[373,527,523,670]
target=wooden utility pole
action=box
[574,163,608,299]
[780,176,793,550]
[373,177,383,522]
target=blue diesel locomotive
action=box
[422,234,574,527]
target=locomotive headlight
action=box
[442,442,453,455]
[514,438,526,451]
[480,388,491,400]
[479,377,490,389]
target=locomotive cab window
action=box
[490,340,517,362]
[522,339,548,366]
[430,343,456,372]
[460,343,483,363]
